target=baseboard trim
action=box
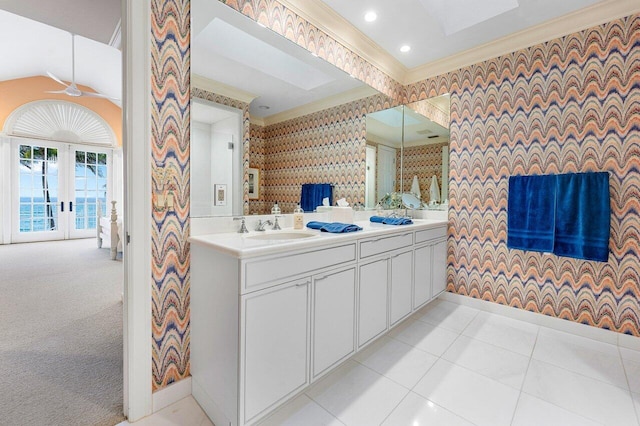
[440,292,640,350]
[152,377,192,413]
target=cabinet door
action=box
[390,250,413,326]
[242,279,310,423]
[413,245,432,309]
[312,267,356,379]
[358,258,388,347]
[432,239,448,296]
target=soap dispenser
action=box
[293,203,304,230]
[271,201,281,215]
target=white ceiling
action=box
[0,0,120,45]
[192,0,364,118]
[0,9,122,103]
[367,105,449,148]
[192,99,239,124]
[319,0,602,68]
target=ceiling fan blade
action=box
[79,90,120,101]
[45,90,68,94]
[46,71,67,87]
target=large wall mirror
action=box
[190,0,450,217]
[366,94,450,209]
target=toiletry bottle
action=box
[271,201,281,215]
[293,203,304,230]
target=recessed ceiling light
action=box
[400,45,411,53]
[364,11,377,22]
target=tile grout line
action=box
[618,343,640,424]
[509,325,540,425]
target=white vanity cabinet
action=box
[190,221,447,426]
[390,250,414,325]
[241,278,310,424]
[311,266,356,379]
[432,238,448,295]
[413,226,448,309]
[358,258,389,348]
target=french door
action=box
[11,139,112,243]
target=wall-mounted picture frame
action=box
[248,167,259,199]
[214,184,227,206]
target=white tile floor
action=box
[123,299,640,426]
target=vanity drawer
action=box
[415,226,447,244]
[244,243,356,291]
[359,232,413,259]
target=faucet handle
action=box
[273,215,282,230]
[233,216,249,233]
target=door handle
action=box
[70,201,73,212]
[60,202,64,212]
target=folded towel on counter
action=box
[554,172,610,262]
[507,174,557,252]
[370,216,413,225]
[300,183,333,213]
[306,221,362,233]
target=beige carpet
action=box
[0,238,125,426]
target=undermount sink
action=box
[247,231,317,241]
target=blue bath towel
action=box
[553,172,610,262]
[370,216,413,225]
[300,183,333,213]
[306,221,362,233]
[507,174,557,252]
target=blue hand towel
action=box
[300,183,333,212]
[306,221,327,230]
[553,172,610,262]
[370,216,413,225]
[320,222,363,233]
[507,174,557,252]
[306,221,362,233]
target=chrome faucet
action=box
[255,219,273,231]
[233,216,249,233]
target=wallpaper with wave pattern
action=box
[261,93,395,213]
[400,142,449,202]
[151,0,191,390]
[406,14,640,336]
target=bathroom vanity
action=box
[189,219,447,426]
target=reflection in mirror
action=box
[191,99,244,217]
[364,106,403,208]
[404,94,451,207]
[191,0,385,217]
[364,94,450,210]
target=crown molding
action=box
[191,74,257,104]
[405,0,640,83]
[250,116,265,127]
[261,85,379,126]
[277,0,407,84]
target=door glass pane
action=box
[18,144,58,233]
[74,149,107,231]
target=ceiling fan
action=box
[46,34,118,100]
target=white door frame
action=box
[122,0,153,420]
